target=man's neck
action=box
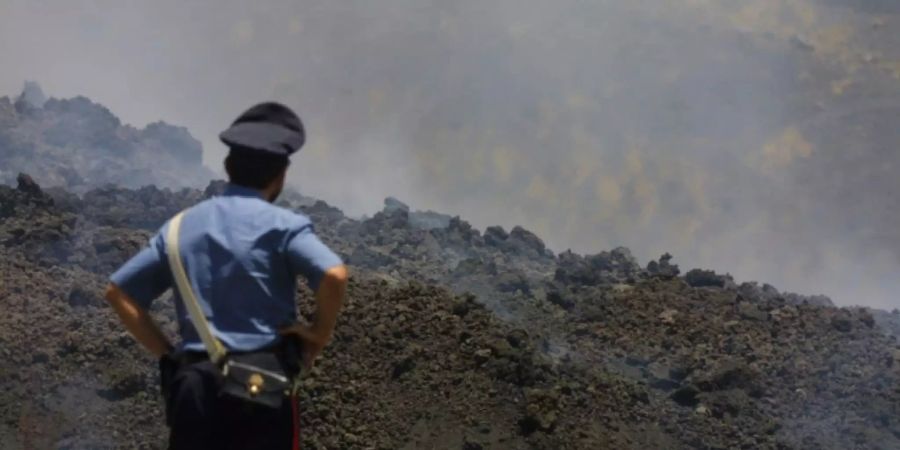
[224,183,269,201]
[260,186,277,203]
[225,179,281,203]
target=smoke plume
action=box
[1,0,898,308]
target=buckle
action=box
[247,373,264,396]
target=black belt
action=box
[169,337,303,375]
[172,351,210,366]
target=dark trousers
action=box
[160,354,297,450]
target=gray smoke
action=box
[1,0,898,308]
[16,80,46,109]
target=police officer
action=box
[104,102,348,449]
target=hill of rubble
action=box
[1,176,898,450]
[0,82,214,191]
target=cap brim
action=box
[219,122,305,156]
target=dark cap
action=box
[219,102,305,157]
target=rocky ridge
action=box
[0,82,214,191]
[0,177,898,449]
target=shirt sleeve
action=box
[109,230,172,309]
[285,224,343,292]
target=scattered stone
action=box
[659,308,678,324]
[671,385,700,407]
[68,286,100,308]
[684,269,732,288]
[737,302,768,321]
[647,253,680,279]
[0,100,897,448]
[16,173,43,196]
[832,313,853,332]
[383,197,410,214]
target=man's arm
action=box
[281,264,348,368]
[106,226,172,358]
[309,264,348,344]
[105,283,173,358]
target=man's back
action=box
[110,183,342,352]
[177,184,324,351]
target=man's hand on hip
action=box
[280,324,328,369]
[282,265,348,369]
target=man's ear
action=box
[223,155,234,180]
[265,168,288,202]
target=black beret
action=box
[219,102,305,157]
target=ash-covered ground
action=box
[0,91,899,449]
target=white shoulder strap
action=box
[166,211,227,364]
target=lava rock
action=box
[684,269,732,288]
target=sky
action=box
[1,0,899,309]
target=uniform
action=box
[108,103,343,449]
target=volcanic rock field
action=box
[1,91,899,449]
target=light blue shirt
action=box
[110,183,343,352]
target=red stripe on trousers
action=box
[292,394,300,450]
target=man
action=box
[104,102,347,449]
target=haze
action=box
[1,0,898,309]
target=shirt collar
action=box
[223,183,266,199]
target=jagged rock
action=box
[658,308,679,324]
[0,138,898,449]
[783,292,835,307]
[831,312,853,332]
[737,301,768,321]
[16,173,42,196]
[383,196,410,214]
[857,309,875,328]
[408,210,452,230]
[555,247,643,286]
[495,271,531,294]
[738,282,781,301]
[484,226,509,247]
[303,200,345,222]
[508,226,547,256]
[462,439,485,450]
[0,89,214,191]
[378,197,454,230]
[453,258,498,277]
[521,388,561,434]
[203,180,229,198]
[684,269,732,288]
[546,290,575,311]
[691,360,764,398]
[671,385,700,407]
[140,121,203,164]
[348,245,396,268]
[68,286,101,308]
[444,216,481,244]
[647,253,680,279]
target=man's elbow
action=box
[104,283,120,303]
[324,265,349,286]
[105,283,130,307]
